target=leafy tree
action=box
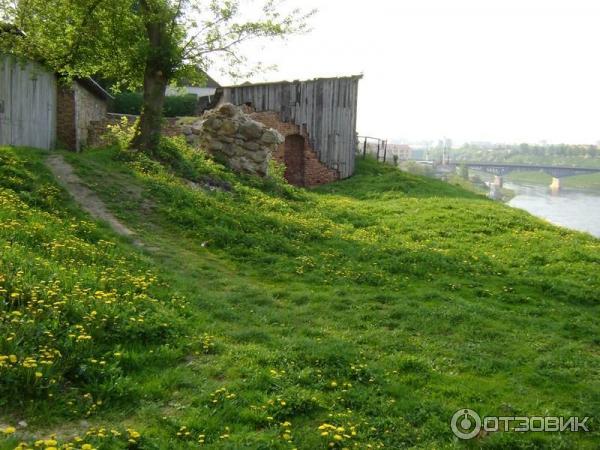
[1,0,312,153]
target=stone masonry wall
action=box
[197,104,283,177]
[74,83,107,150]
[249,111,340,187]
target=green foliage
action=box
[400,160,435,177]
[1,148,599,448]
[109,92,144,116]
[447,143,600,168]
[4,0,312,151]
[105,116,138,150]
[164,94,198,117]
[111,92,198,117]
[150,136,202,180]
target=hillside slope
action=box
[1,145,599,449]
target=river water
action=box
[506,182,600,238]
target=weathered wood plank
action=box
[0,55,56,149]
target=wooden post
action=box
[383,140,388,163]
[363,138,367,159]
[376,140,381,161]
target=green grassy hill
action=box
[1,144,599,449]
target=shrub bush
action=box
[164,94,198,117]
[110,92,198,117]
[110,92,143,115]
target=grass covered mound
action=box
[1,142,599,448]
[0,148,185,421]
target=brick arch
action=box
[249,111,340,187]
[284,134,306,186]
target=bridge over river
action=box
[425,161,600,198]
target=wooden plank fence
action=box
[222,76,361,179]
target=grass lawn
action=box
[1,145,599,449]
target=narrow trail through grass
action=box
[45,154,145,248]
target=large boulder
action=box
[196,103,283,177]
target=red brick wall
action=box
[56,87,77,150]
[249,111,339,187]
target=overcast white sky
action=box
[227,0,600,145]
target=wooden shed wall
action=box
[0,55,57,150]
[222,77,360,179]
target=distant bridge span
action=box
[424,161,600,197]
[445,162,600,178]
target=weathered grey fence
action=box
[0,55,57,149]
[358,136,389,163]
[222,76,361,179]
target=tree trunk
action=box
[130,1,171,153]
[130,66,167,153]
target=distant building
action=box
[409,148,426,160]
[387,144,412,160]
[165,72,220,99]
[165,72,221,115]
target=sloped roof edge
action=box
[222,74,363,89]
[75,77,114,101]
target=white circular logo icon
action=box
[451,408,481,440]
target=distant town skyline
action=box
[224,0,600,145]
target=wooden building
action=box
[0,54,111,150]
[220,75,361,186]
